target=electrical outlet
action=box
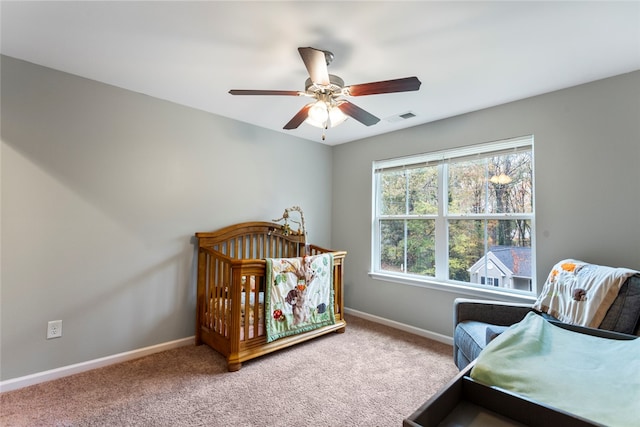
[47,320,63,339]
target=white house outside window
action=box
[372,136,535,296]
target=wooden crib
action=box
[195,221,346,371]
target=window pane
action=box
[406,219,436,275]
[379,170,407,215]
[448,220,485,282]
[450,219,533,290]
[407,167,438,215]
[380,219,405,272]
[448,159,487,214]
[488,219,532,248]
[487,152,533,213]
[449,151,533,214]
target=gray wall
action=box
[332,71,640,337]
[1,56,333,380]
[3,55,639,381]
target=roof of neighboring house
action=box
[488,246,532,277]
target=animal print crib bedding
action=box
[265,253,336,343]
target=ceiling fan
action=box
[229,47,421,138]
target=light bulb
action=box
[307,101,329,125]
[328,106,347,127]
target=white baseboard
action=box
[344,307,453,346]
[2,311,449,393]
[0,336,194,393]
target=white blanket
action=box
[533,259,637,328]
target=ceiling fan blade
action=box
[346,76,422,96]
[337,101,380,126]
[229,89,302,96]
[298,47,330,86]
[283,104,313,130]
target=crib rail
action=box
[195,248,264,348]
[196,221,306,260]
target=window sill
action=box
[368,271,538,304]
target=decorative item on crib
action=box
[273,205,309,255]
[272,205,306,237]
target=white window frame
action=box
[370,135,536,300]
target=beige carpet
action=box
[0,315,458,426]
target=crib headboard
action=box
[195,221,307,260]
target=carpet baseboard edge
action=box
[1,311,451,393]
[0,336,194,393]
[344,307,453,346]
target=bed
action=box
[195,219,346,371]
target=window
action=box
[372,136,535,295]
[482,277,499,287]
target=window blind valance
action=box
[373,135,533,173]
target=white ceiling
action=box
[2,1,639,145]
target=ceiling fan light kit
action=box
[305,92,348,129]
[229,47,421,140]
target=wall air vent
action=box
[385,111,417,123]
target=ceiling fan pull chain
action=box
[322,117,330,140]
